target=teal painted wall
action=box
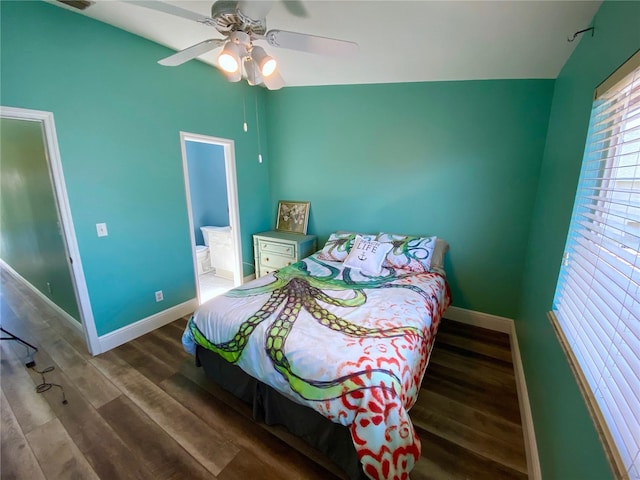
[185,141,229,246]
[265,80,555,318]
[0,118,81,322]
[518,2,640,478]
[1,1,271,336]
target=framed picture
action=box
[276,200,310,234]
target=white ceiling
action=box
[51,0,602,87]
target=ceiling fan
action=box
[128,1,359,90]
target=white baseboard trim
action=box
[0,259,83,334]
[444,305,512,333]
[510,321,542,480]
[97,298,198,353]
[243,273,256,284]
[443,305,541,480]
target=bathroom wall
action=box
[186,140,230,245]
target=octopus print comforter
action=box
[182,254,450,480]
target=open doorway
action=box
[180,132,242,304]
[0,106,100,354]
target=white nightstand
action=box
[253,231,317,278]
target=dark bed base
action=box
[196,345,367,480]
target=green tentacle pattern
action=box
[323,235,352,256]
[191,259,429,401]
[190,287,287,362]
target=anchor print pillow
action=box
[317,232,376,262]
[343,235,392,275]
[376,233,437,273]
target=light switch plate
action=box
[96,223,108,237]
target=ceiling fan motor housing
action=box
[211,1,267,36]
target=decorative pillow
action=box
[317,232,376,262]
[343,235,392,275]
[376,233,437,273]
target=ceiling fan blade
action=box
[125,1,213,24]
[158,39,225,66]
[264,30,358,56]
[237,1,274,20]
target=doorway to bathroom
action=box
[180,132,242,304]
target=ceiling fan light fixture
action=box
[261,57,277,77]
[251,46,277,77]
[218,41,241,73]
[244,58,263,86]
[262,70,285,90]
[222,65,242,83]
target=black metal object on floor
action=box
[0,326,38,367]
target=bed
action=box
[182,232,450,479]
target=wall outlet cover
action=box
[96,223,108,237]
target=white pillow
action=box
[344,235,392,275]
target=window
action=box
[551,50,640,480]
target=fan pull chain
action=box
[255,92,263,163]
[242,93,248,132]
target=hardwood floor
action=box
[0,269,528,479]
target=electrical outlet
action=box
[155,290,163,302]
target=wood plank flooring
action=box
[0,268,528,479]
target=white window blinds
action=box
[552,50,640,480]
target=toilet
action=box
[195,245,211,275]
[200,225,233,280]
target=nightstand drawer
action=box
[260,267,277,276]
[261,253,293,269]
[259,241,294,258]
[253,231,317,279]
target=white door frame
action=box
[0,106,100,355]
[180,132,243,303]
